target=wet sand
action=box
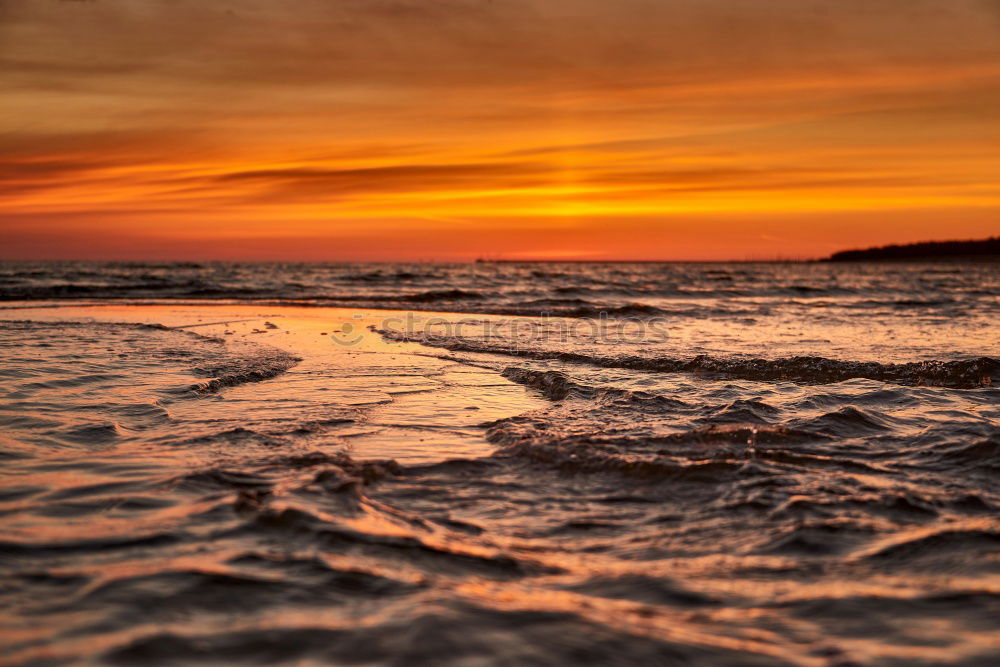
[3,303,547,463]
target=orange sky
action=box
[1,0,999,261]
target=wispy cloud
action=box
[213,162,549,196]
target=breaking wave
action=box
[378,328,999,388]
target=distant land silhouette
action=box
[824,237,999,262]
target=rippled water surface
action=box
[1,262,998,665]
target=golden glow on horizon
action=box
[1,0,999,260]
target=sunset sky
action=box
[2,0,998,261]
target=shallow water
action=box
[1,263,998,665]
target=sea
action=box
[0,260,998,665]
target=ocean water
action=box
[0,261,998,665]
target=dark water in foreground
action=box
[1,262,998,665]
